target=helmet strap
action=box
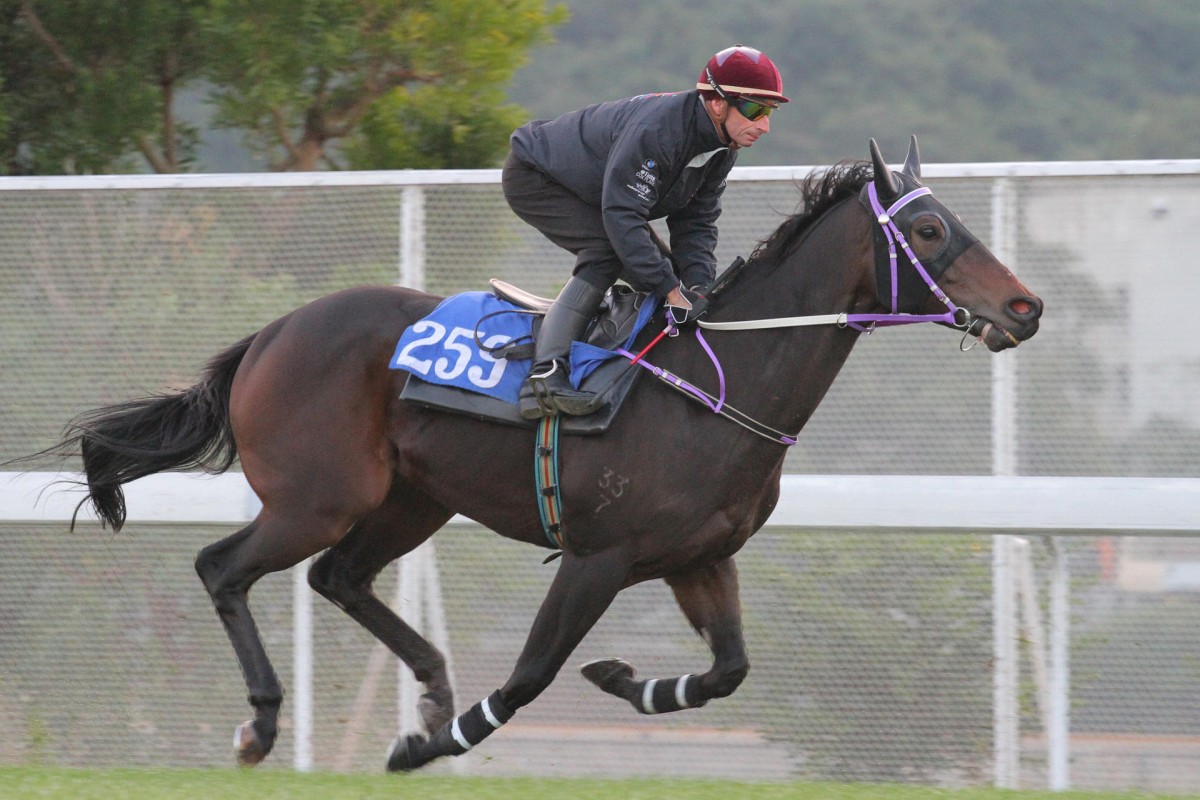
[704,95,738,149]
[704,67,738,148]
[721,120,739,149]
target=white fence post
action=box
[293,557,314,772]
[400,185,426,290]
[989,175,1022,789]
[992,534,1020,788]
[397,550,425,736]
[1048,536,1071,790]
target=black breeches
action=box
[501,152,669,292]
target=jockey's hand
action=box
[665,286,708,327]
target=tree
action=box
[0,0,207,174]
[0,0,564,174]
[344,76,528,171]
[202,0,563,171]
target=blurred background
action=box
[1,0,1197,175]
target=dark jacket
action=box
[510,90,735,297]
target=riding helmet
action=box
[697,45,789,102]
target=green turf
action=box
[0,767,1186,800]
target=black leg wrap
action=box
[633,674,707,714]
[388,690,514,772]
[445,689,515,751]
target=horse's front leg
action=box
[387,547,631,772]
[582,556,749,714]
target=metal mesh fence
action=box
[1,164,1198,792]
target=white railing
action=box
[4,469,1197,790]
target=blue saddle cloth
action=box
[390,290,659,404]
[390,292,531,403]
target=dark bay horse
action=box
[52,138,1041,771]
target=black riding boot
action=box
[519,277,606,420]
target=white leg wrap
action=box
[481,696,503,729]
[450,718,472,752]
[676,674,693,709]
[641,678,658,714]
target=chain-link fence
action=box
[1,162,1198,793]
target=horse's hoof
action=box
[233,720,268,767]
[581,658,636,694]
[386,732,427,772]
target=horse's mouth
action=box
[973,318,1033,352]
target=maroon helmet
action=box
[697,45,788,103]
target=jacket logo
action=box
[626,181,653,202]
[635,158,657,187]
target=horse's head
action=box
[863,136,1042,351]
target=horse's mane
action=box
[747,160,873,268]
[705,160,873,310]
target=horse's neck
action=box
[721,200,873,320]
[694,200,874,438]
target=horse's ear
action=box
[869,138,901,200]
[902,134,921,180]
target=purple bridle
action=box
[853,181,971,330]
[617,178,975,445]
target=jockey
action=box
[503,45,788,419]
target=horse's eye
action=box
[917,224,940,240]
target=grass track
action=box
[0,767,1184,800]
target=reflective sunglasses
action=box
[704,66,778,122]
[729,96,776,122]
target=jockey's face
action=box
[710,96,776,149]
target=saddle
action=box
[399,280,649,435]
[488,279,648,358]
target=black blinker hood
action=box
[857,170,979,313]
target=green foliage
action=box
[0,0,564,173]
[7,1,1197,172]
[346,85,528,169]
[199,0,564,170]
[0,74,7,143]
[0,0,207,174]
[509,0,1200,165]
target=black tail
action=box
[61,333,257,532]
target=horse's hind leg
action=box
[194,511,351,765]
[307,480,456,733]
[388,548,631,772]
[582,556,749,714]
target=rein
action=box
[635,181,976,445]
[616,330,798,446]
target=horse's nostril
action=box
[1008,296,1043,321]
